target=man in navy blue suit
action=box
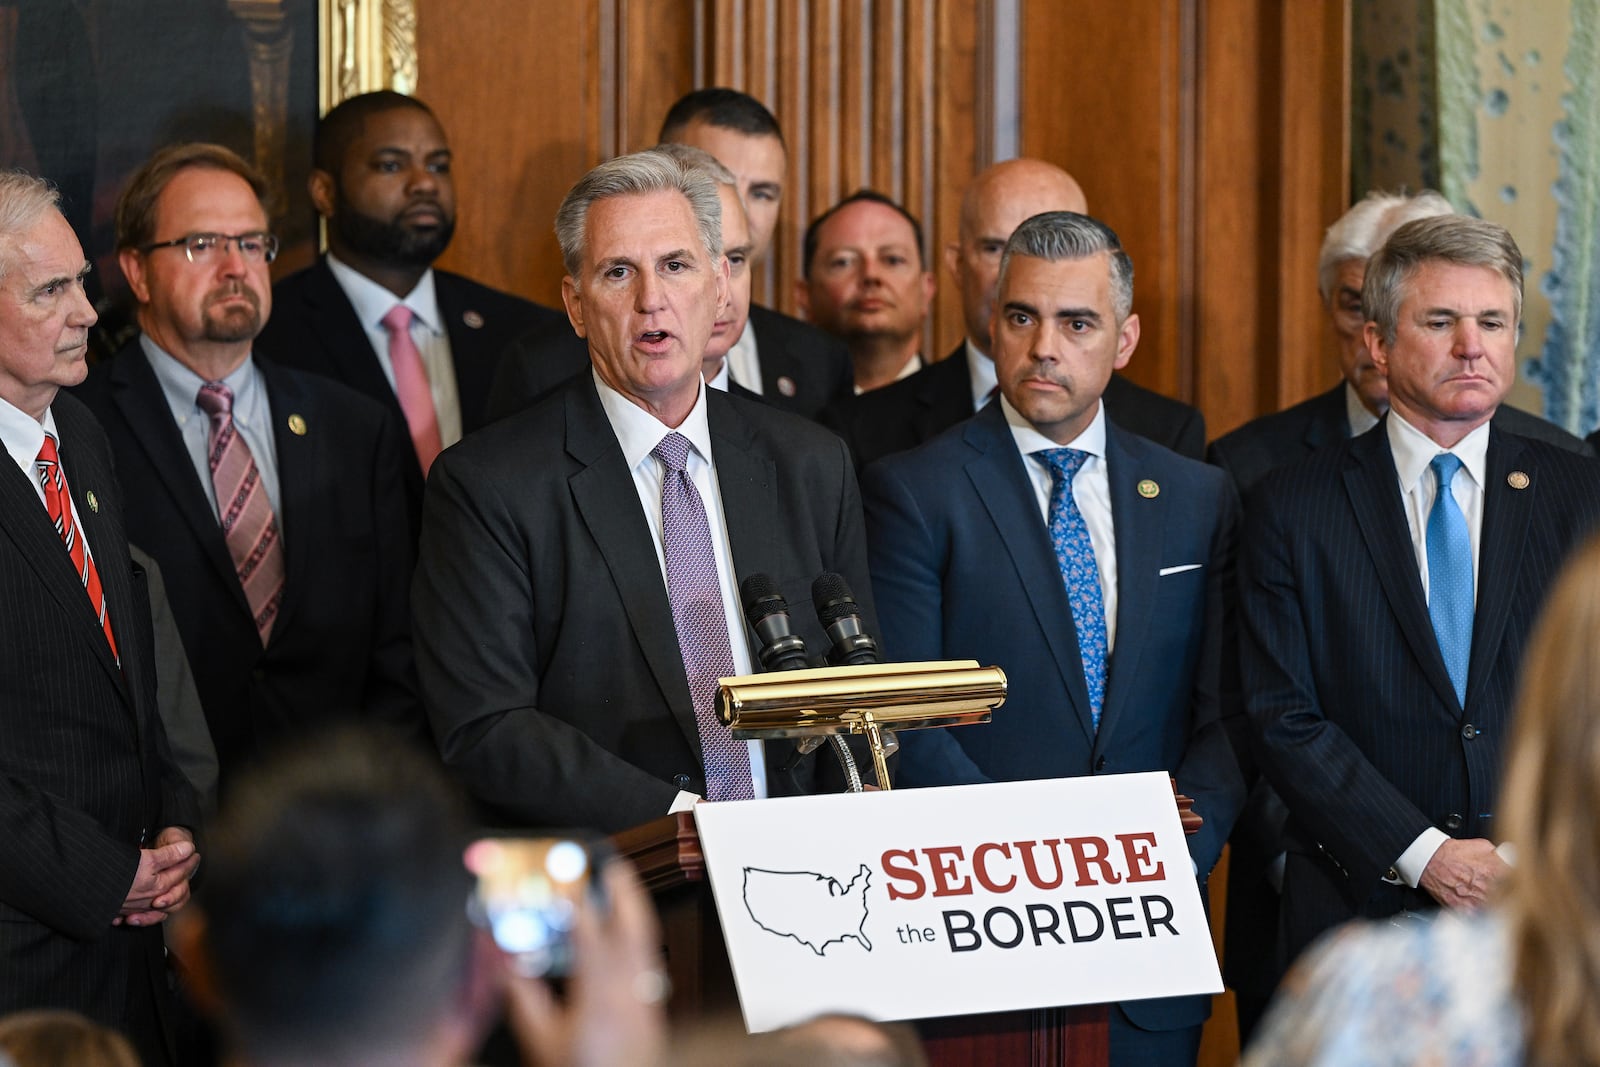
[863,211,1242,1066]
[1240,214,1600,971]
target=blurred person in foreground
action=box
[174,729,667,1067]
[1243,529,1600,1067]
[0,1010,138,1067]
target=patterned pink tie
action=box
[196,382,285,645]
[654,432,753,801]
[380,305,444,474]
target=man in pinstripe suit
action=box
[1241,214,1600,973]
[0,172,200,1066]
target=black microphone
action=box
[811,573,881,666]
[740,574,812,673]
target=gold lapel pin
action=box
[1507,470,1530,490]
[288,414,308,436]
[86,490,100,513]
[1137,479,1160,499]
[462,310,485,329]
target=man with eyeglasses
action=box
[255,91,562,532]
[73,143,422,790]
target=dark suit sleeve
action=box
[0,776,142,938]
[359,408,424,740]
[1239,487,1435,893]
[412,454,679,828]
[1171,476,1245,874]
[861,459,990,787]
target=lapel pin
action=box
[288,414,308,436]
[1507,470,1530,490]
[462,310,485,329]
[86,490,100,514]
[776,375,798,398]
[1137,479,1160,499]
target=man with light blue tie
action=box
[862,211,1243,1066]
[1240,214,1600,975]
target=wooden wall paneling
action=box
[1195,0,1270,439]
[1020,0,1193,403]
[929,0,985,358]
[417,0,608,308]
[618,0,700,154]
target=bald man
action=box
[819,158,1205,469]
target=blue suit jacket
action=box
[1240,421,1600,961]
[862,401,1244,1032]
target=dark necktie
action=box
[1426,453,1472,706]
[653,431,753,801]
[36,433,117,660]
[1041,447,1108,730]
[196,381,286,645]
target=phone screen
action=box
[464,836,606,977]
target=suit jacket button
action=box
[1461,723,1479,740]
[1444,813,1463,830]
[1094,756,1107,772]
[673,774,692,789]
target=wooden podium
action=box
[611,813,1109,1066]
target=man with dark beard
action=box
[73,144,421,789]
[254,91,562,530]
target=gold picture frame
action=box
[318,0,419,113]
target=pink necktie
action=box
[196,382,286,645]
[380,305,444,474]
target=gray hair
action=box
[1000,210,1135,320]
[1362,214,1523,346]
[649,142,737,188]
[554,150,723,281]
[0,171,63,282]
[1318,190,1453,301]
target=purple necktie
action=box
[654,432,753,801]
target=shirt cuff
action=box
[668,790,701,815]
[1391,827,1449,887]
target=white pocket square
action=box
[1158,563,1203,577]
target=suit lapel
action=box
[1466,428,1530,706]
[1305,385,1350,451]
[304,260,401,414]
[256,360,313,637]
[963,405,1097,743]
[109,346,249,613]
[708,394,779,609]
[434,271,493,432]
[1094,427,1160,749]
[564,382,700,751]
[1342,426,1461,712]
[918,347,976,440]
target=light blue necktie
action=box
[1426,453,1473,707]
[1041,448,1107,730]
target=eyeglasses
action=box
[139,232,279,264]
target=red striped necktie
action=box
[196,381,286,644]
[35,433,118,660]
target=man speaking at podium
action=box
[412,149,874,833]
[862,212,1243,1066]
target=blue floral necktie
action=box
[1041,448,1107,730]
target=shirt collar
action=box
[1000,393,1108,460]
[326,253,443,335]
[141,334,259,414]
[1387,409,1490,495]
[0,392,55,474]
[964,338,997,408]
[593,369,714,472]
[707,360,731,392]
[1345,381,1380,436]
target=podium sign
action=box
[693,772,1221,1032]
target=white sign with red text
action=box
[692,772,1222,1032]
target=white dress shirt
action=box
[724,319,762,395]
[0,398,98,566]
[592,371,767,807]
[143,337,282,517]
[964,338,999,410]
[1001,396,1119,653]
[326,254,463,448]
[1385,410,1490,887]
[852,352,925,395]
[706,359,733,393]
